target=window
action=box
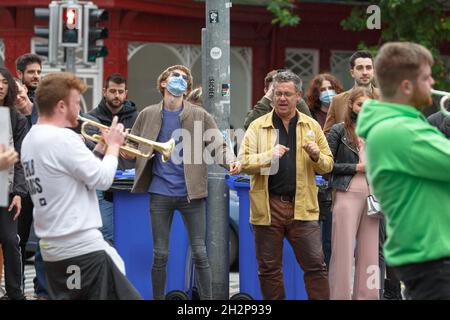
[330,50,353,90]
[285,48,319,90]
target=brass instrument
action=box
[78,115,175,162]
[431,89,450,118]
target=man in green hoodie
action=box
[356,42,450,300]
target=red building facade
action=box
[0,0,383,105]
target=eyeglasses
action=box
[274,91,296,98]
[171,72,189,81]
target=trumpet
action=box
[431,89,450,117]
[78,115,175,162]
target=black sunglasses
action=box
[171,72,189,81]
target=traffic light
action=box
[59,3,82,47]
[33,3,58,65]
[83,5,109,63]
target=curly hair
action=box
[15,53,42,73]
[305,73,344,113]
[156,65,193,97]
[272,71,302,93]
[186,86,203,107]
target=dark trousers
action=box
[150,194,212,300]
[379,216,385,293]
[393,257,450,300]
[318,197,332,269]
[253,194,329,300]
[0,204,24,300]
[44,250,142,300]
[320,215,332,270]
[17,195,33,282]
[379,217,402,299]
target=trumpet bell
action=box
[158,138,175,162]
[78,115,175,160]
[431,89,450,117]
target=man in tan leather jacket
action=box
[323,51,380,134]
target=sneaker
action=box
[383,278,403,300]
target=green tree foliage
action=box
[268,0,450,89]
[342,0,450,90]
[267,0,300,26]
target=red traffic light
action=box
[60,4,82,46]
[63,7,78,29]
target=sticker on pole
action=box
[209,10,219,23]
[222,84,230,97]
[210,47,222,60]
[208,77,215,98]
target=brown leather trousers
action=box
[253,194,330,300]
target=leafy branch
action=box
[341,0,450,89]
[267,0,300,27]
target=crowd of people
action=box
[239,43,449,300]
[0,41,449,300]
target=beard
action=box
[24,78,39,90]
[355,78,372,87]
[65,109,79,128]
[69,114,79,128]
[411,88,432,109]
[106,97,124,110]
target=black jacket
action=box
[87,98,139,170]
[326,122,360,192]
[10,108,29,198]
[428,111,450,139]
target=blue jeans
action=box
[318,196,332,270]
[149,194,212,300]
[97,190,114,244]
[33,242,49,299]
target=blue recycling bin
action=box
[112,170,192,300]
[225,174,307,300]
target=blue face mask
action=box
[167,76,187,97]
[319,89,337,105]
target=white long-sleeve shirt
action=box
[21,124,123,270]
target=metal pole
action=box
[65,47,77,74]
[201,28,208,98]
[203,0,232,300]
